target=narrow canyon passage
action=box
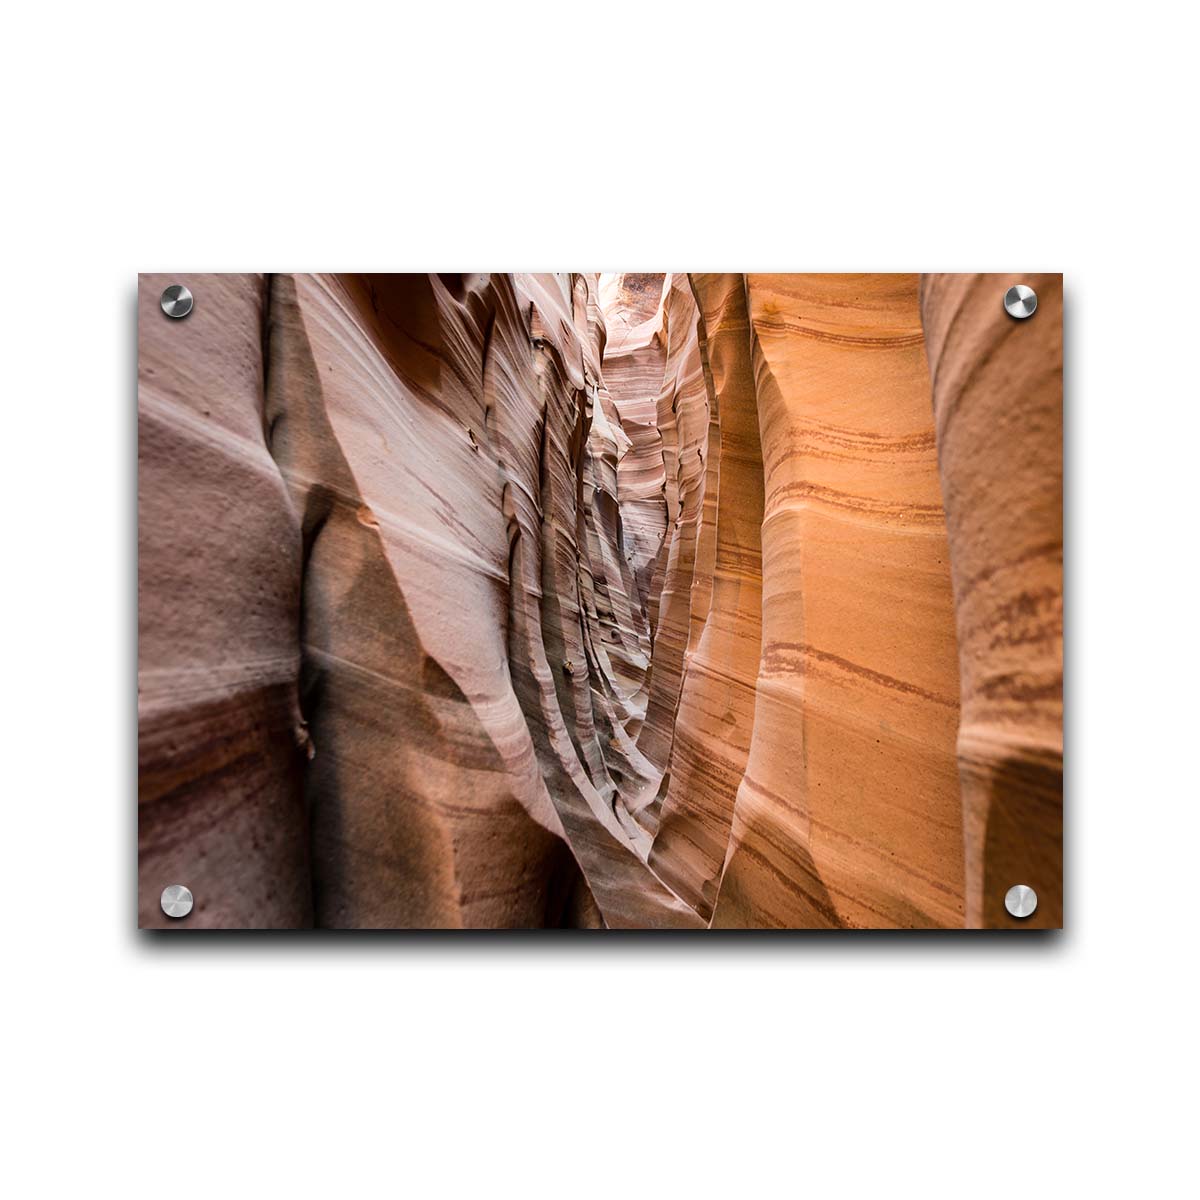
[137,271,1063,928]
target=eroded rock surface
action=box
[648,274,764,919]
[138,274,310,929]
[920,273,1064,928]
[711,275,963,928]
[138,272,1062,928]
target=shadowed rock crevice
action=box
[649,273,765,920]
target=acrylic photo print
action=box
[137,273,1063,930]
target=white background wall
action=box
[4,2,1196,1196]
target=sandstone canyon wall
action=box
[648,274,764,919]
[139,272,1062,929]
[711,275,963,929]
[920,273,1064,928]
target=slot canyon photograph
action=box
[137,271,1063,930]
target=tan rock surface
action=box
[138,273,311,929]
[636,275,712,817]
[710,275,963,928]
[648,274,764,919]
[920,273,1063,928]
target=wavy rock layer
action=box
[649,274,764,919]
[138,272,1062,928]
[711,275,963,928]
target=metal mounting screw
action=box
[160,884,194,919]
[160,284,193,319]
[1004,884,1038,919]
[1003,284,1037,319]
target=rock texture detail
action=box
[649,274,764,919]
[920,273,1064,928]
[138,272,1062,928]
[712,275,964,928]
[138,274,310,929]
